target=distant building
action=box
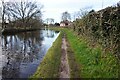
[60,22,66,27]
[60,20,72,27]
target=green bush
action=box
[73,6,120,60]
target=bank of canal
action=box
[31,30,62,78]
[32,27,118,78]
[1,29,60,79]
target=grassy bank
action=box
[31,27,118,78]
[31,31,62,78]
[66,38,81,78]
[63,28,119,78]
[50,27,119,78]
[50,27,81,78]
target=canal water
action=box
[1,29,60,79]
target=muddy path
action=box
[59,34,70,78]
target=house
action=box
[60,22,66,26]
[60,20,73,27]
[60,20,71,27]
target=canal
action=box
[1,29,60,79]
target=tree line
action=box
[72,2,120,59]
[1,0,43,31]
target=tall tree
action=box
[73,6,92,20]
[48,18,54,24]
[4,0,43,29]
[61,11,71,21]
[1,0,5,29]
[0,6,1,32]
[46,18,54,24]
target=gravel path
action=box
[59,34,70,78]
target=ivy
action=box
[73,5,120,60]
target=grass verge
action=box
[31,27,119,78]
[66,38,81,78]
[30,31,62,79]
[51,27,119,78]
[64,28,119,78]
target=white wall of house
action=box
[60,23,65,27]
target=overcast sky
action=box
[0,0,120,23]
[38,0,120,23]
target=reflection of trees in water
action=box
[2,30,59,78]
[2,53,20,78]
[55,31,59,34]
[2,30,44,78]
[44,30,55,38]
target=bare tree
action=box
[73,6,92,20]
[0,6,2,24]
[46,18,54,25]
[0,7,1,33]
[49,18,54,24]
[117,1,120,7]
[5,0,43,29]
[61,11,71,21]
[1,0,5,29]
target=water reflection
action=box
[2,29,59,79]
